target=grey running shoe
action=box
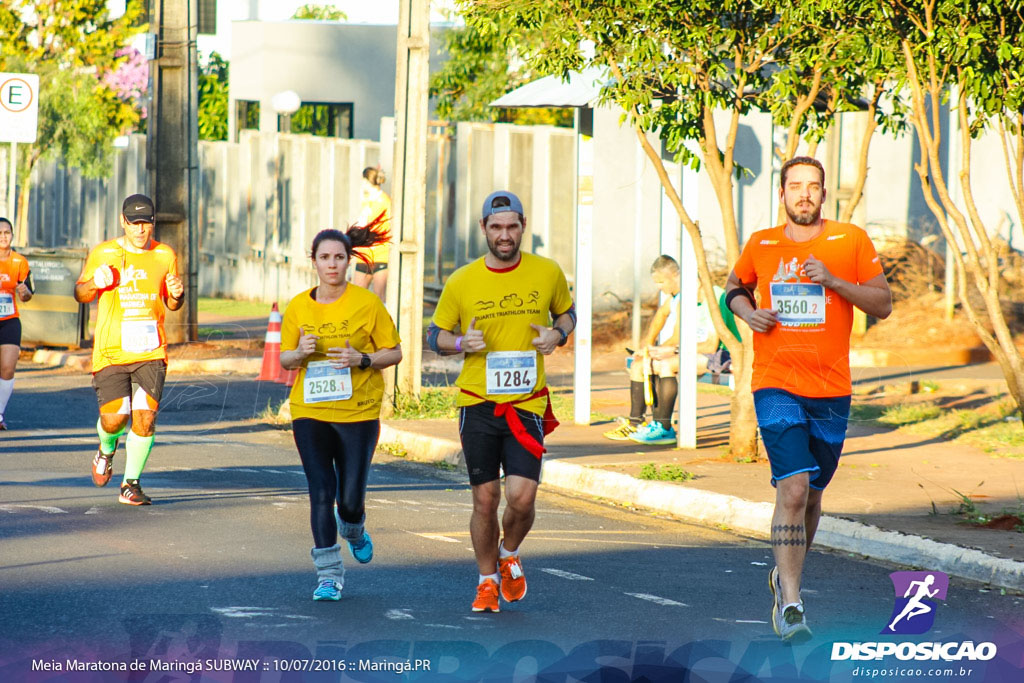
[769,566,783,634]
[775,602,813,644]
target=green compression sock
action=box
[123,431,156,482]
[97,419,128,455]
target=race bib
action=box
[486,351,538,395]
[303,360,353,403]
[121,319,160,353]
[0,293,13,317]
[770,282,826,326]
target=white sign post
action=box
[0,72,40,226]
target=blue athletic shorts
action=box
[753,388,851,490]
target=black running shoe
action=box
[119,480,152,506]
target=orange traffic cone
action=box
[257,303,283,381]
[276,361,298,387]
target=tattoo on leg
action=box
[771,523,806,547]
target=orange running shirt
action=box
[0,251,30,321]
[732,220,883,397]
[77,238,179,372]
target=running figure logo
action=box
[882,571,949,635]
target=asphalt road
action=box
[1,366,1021,682]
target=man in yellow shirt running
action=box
[428,191,575,613]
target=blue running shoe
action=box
[348,531,374,564]
[313,579,341,601]
[628,422,677,445]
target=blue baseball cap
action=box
[481,190,524,220]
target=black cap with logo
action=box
[122,194,155,224]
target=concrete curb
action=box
[382,423,1024,593]
[31,350,260,375]
[378,423,464,468]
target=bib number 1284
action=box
[486,351,537,395]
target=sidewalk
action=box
[380,373,1024,592]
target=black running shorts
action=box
[458,401,544,486]
[0,318,21,346]
[92,360,167,410]
[354,262,388,275]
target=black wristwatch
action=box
[359,353,372,369]
[555,327,569,347]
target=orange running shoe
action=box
[498,554,527,602]
[471,578,500,613]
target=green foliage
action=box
[392,388,459,419]
[292,4,347,21]
[198,52,229,141]
[879,401,943,425]
[377,441,409,457]
[0,0,147,183]
[429,18,573,126]
[638,463,695,482]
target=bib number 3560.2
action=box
[770,282,826,326]
[486,351,537,395]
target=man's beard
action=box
[488,237,521,262]
[786,202,821,226]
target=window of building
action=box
[235,100,260,137]
[281,103,354,138]
[198,0,217,35]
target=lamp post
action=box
[272,90,301,133]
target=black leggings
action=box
[292,418,379,548]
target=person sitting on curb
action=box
[603,255,736,445]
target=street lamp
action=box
[271,90,301,133]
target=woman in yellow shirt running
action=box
[280,217,402,601]
[351,167,391,300]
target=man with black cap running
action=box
[74,194,184,505]
[427,190,576,613]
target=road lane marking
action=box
[0,505,67,514]
[210,606,313,620]
[405,531,461,543]
[540,568,594,581]
[624,593,689,607]
[385,609,414,620]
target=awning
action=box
[489,68,608,108]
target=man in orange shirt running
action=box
[725,157,892,643]
[74,194,184,505]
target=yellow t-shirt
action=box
[357,191,392,265]
[432,252,574,415]
[281,284,401,422]
[77,239,178,373]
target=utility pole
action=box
[385,0,430,399]
[147,0,199,343]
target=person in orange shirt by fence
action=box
[0,216,33,430]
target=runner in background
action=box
[280,218,401,602]
[0,216,33,430]
[427,190,575,613]
[726,156,891,642]
[74,194,183,505]
[351,167,391,300]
